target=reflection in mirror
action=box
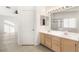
[40,15,49,26]
[63,18,77,28]
[51,6,79,33]
[40,16,46,26]
[43,19,45,25]
[51,19,63,31]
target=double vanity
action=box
[40,31,79,52]
[40,6,79,52]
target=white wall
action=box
[35,6,49,45]
[34,7,40,45]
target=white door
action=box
[20,11,35,45]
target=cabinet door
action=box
[40,33,45,45]
[61,39,76,52]
[45,34,52,49]
[51,36,61,52]
[76,41,79,52]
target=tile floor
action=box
[0,34,51,52]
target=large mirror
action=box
[51,6,79,33]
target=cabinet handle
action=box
[75,44,76,46]
[32,29,35,31]
[75,43,77,52]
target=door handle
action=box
[32,29,35,31]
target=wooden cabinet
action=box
[40,32,78,52]
[44,34,52,49]
[61,38,76,52]
[76,41,79,52]
[40,33,45,45]
[51,36,61,52]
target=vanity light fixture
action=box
[51,6,74,13]
[58,8,61,12]
[65,6,70,8]
[6,6,11,9]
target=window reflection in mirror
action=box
[63,18,77,28]
[51,6,79,33]
[51,19,63,31]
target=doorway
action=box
[3,20,16,47]
[19,11,35,45]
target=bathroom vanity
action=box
[40,31,79,52]
[39,6,79,52]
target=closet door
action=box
[20,10,35,45]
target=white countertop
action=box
[40,30,79,41]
